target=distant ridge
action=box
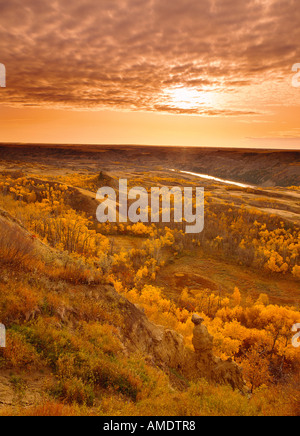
[0,144,299,187]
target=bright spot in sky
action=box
[163,86,215,110]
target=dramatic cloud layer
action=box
[0,0,300,116]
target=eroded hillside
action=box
[0,210,246,413]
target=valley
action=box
[0,144,299,416]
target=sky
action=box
[0,0,300,149]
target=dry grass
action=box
[0,217,39,270]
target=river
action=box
[170,169,255,189]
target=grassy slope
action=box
[157,248,300,306]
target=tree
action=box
[232,287,241,307]
[292,265,300,280]
[242,345,272,393]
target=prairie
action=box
[0,144,299,416]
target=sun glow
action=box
[163,86,215,110]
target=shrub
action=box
[0,218,38,269]
[92,360,142,401]
[50,378,95,407]
[0,283,40,325]
[0,330,40,369]
[22,402,79,416]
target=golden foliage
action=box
[0,172,299,416]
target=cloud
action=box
[0,0,299,115]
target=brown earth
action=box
[0,144,299,187]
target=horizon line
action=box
[0,142,299,152]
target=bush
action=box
[0,330,40,369]
[92,360,142,401]
[21,402,79,416]
[0,218,38,269]
[50,378,95,407]
[0,283,40,325]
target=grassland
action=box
[0,144,299,416]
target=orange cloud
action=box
[0,0,299,116]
